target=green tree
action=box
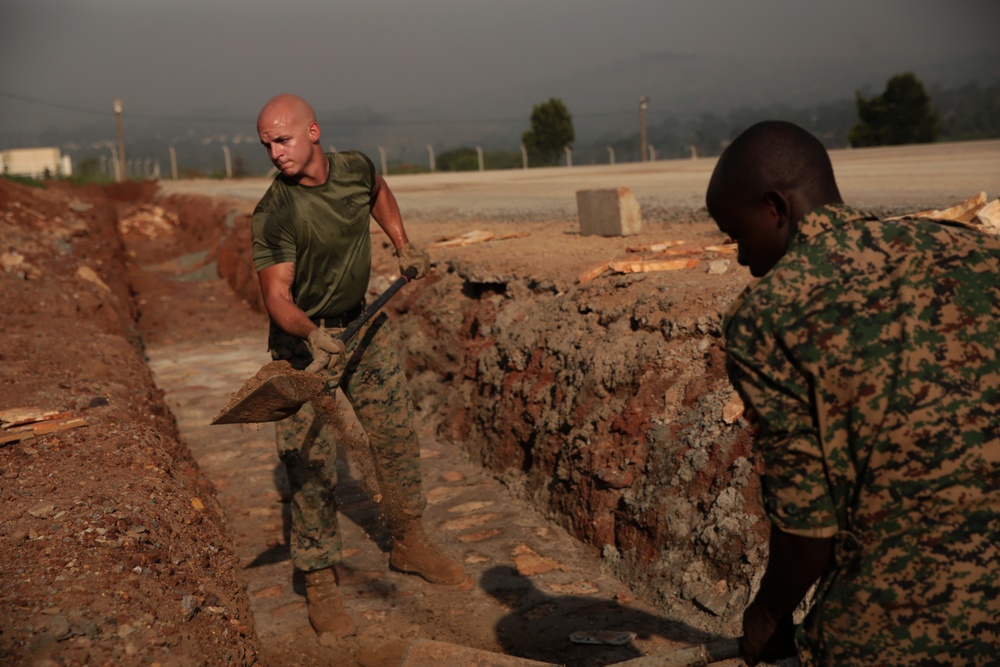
[437,147,480,172]
[848,73,940,147]
[521,98,574,166]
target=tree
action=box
[521,98,574,166]
[848,73,940,147]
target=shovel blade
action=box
[211,360,326,424]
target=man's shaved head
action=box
[707,120,840,210]
[705,121,842,277]
[257,94,318,130]
[256,94,327,185]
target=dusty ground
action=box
[2,140,997,667]
[0,180,258,666]
[0,175,743,667]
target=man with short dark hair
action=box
[252,93,464,642]
[707,120,1000,665]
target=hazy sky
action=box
[2,0,998,135]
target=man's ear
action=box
[764,191,791,228]
[308,121,321,143]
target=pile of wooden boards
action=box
[0,408,87,446]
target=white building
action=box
[0,147,72,179]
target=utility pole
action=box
[639,95,648,163]
[169,146,178,180]
[113,97,126,182]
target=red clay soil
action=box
[0,178,259,666]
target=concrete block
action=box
[576,187,642,236]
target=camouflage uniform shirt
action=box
[723,204,1000,664]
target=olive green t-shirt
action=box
[251,151,376,318]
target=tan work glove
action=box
[306,328,347,371]
[397,242,430,280]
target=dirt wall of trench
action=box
[395,264,767,625]
[217,210,769,630]
[0,179,258,665]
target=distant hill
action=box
[3,50,997,175]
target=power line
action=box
[0,89,656,129]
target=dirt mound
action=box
[0,177,258,665]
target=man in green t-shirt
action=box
[251,94,464,642]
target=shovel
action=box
[211,267,418,425]
[398,636,742,667]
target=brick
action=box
[576,187,642,237]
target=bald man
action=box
[707,121,1000,665]
[251,94,464,641]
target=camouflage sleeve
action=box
[725,295,840,539]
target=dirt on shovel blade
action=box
[212,360,326,424]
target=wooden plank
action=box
[625,240,686,253]
[577,261,610,284]
[705,244,739,254]
[430,230,531,248]
[650,246,704,257]
[430,230,496,248]
[0,408,72,428]
[608,258,698,274]
[0,417,87,446]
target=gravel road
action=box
[160,139,1000,218]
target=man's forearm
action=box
[370,175,409,250]
[756,528,832,614]
[263,293,315,340]
[742,527,832,665]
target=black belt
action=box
[310,301,364,329]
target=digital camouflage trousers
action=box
[268,312,426,572]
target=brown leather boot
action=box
[304,567,357,639]
[389,521,465,585]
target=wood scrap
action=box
[705,243,739,254]
[0,408,73,428]
[430,230,530,248]
[625,240,686,253]
[649,245,704,257]
[577,261,610,284]
[885,192,1000,237]
[887,192,987,223]
[608,258,698,274]
[0,416,87,445]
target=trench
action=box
[119,188,769,663]
[213,200,769,631]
